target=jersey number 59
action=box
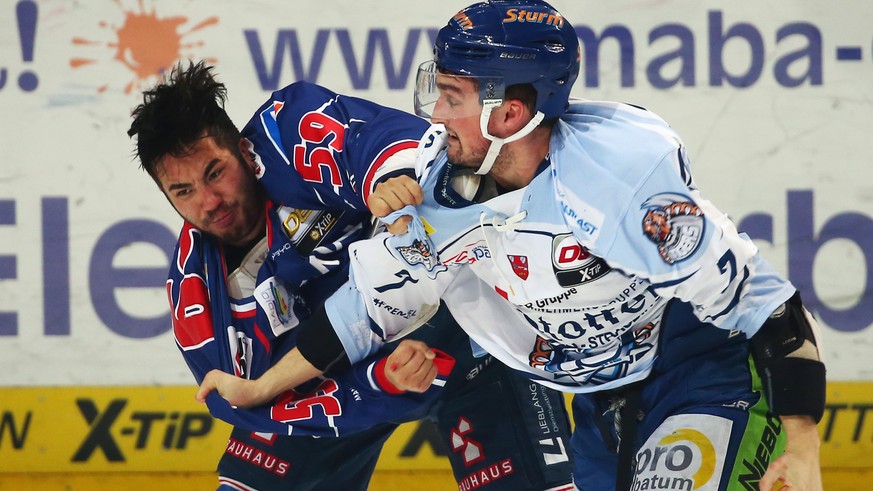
[294,111,345,187]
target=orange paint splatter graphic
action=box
[70,0,218,94]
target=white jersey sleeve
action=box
[331,230,455,364]
[622,150,791,336]
[552,101,795,337]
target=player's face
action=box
[156,135,265,247]
[431,73,491,168]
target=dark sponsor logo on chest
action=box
[551,233,610,287]
[281,208,342,255]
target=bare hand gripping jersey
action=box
[346,100,797,393]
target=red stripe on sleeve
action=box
[361,140,419,207]
[373,349,455,394]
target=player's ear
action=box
[239,138,257,171]
[500,99,531,134]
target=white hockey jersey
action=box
[340,100,796,393]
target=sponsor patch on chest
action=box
[277,207,342,255]
[551,233,610,287]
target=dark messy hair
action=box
[128,60,241,183]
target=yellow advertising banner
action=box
[818,382,873,468]
[0,382,870,473]
[0,386,230,472]
[0,385,450,472]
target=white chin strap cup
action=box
[476,105,545,175]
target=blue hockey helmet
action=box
[431,0,580,119]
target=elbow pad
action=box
[749,291,826,422]
[296,303,351,373]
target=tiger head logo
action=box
[641,193,705,264]
[396,238,440,270]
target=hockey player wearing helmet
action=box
[362,1,826,490]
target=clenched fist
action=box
[383,339,438,393]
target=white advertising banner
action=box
[0,0,870,386]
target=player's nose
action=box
[200,185,224,211]
[431,97,450,123]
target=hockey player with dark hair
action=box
[129,61,575,490]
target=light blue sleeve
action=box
[552,104,794,335]
[607,151,795,335]
[323,279,384,365]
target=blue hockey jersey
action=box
[345,100,797,393]
[167,82,453,436]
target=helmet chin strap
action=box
[476,103,545,175]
